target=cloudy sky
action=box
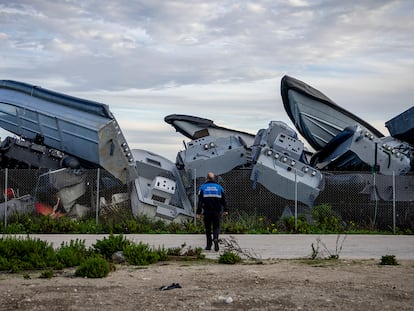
[1,0,413,161]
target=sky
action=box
[1,0,413,161]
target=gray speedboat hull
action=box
[0,80,135,183]
[280,75,384,151]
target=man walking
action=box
[196,172,228,251]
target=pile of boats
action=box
[0,76,412,221]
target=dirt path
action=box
[1,259,413,310]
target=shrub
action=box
[0,236,57,272]
[92,234,131,260]
[75,255,110,278]
[56,239,90,268]
[150,219,168,233]
[2,223,27,234]
[182,218,204,233]
[35,215,59,233]
[165,221,184,233]
[221,212,270,234]
[74,219,104,234]
[221,217,248,234]
[380,255,398,265]
[277,215,310,233]
[154,246,169,261]
[119,219,139,233]
[312,204,343,232]
[218,251,241,264]
[123,242,163,265]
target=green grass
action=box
[0,204,409,235]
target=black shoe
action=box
[214,239,219,252]
[205,241,212,250]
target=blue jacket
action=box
[197,181,227,214]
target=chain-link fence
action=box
[1,168,413,232]
[195,169,414,233]
[0,168,127,226]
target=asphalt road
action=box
[8,234,414,260]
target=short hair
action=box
[206,172,215,181]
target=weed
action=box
[218,251,241,264]
[310,235,346,260]
[310,241,320,260]
[39,268,54,279]
[220,236,261,261]
[185,246,204,259]
[167,243,205,259]
[167,245,183,256]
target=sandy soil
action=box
[1,258,413,311]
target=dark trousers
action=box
[203,211,221,246]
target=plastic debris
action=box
[218,296,233,303]
[159,283,182,291]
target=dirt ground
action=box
[0,258,413,311]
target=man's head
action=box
[206,172,215,181]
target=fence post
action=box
[95,168,100,225]
[4,168,7,228]
[393,171,396,234]
[373,171,377,228]
[193,169,197,224]
[294,168,298,230]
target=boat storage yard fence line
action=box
[1,168,413,233]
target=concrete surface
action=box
[6,234,414,260]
